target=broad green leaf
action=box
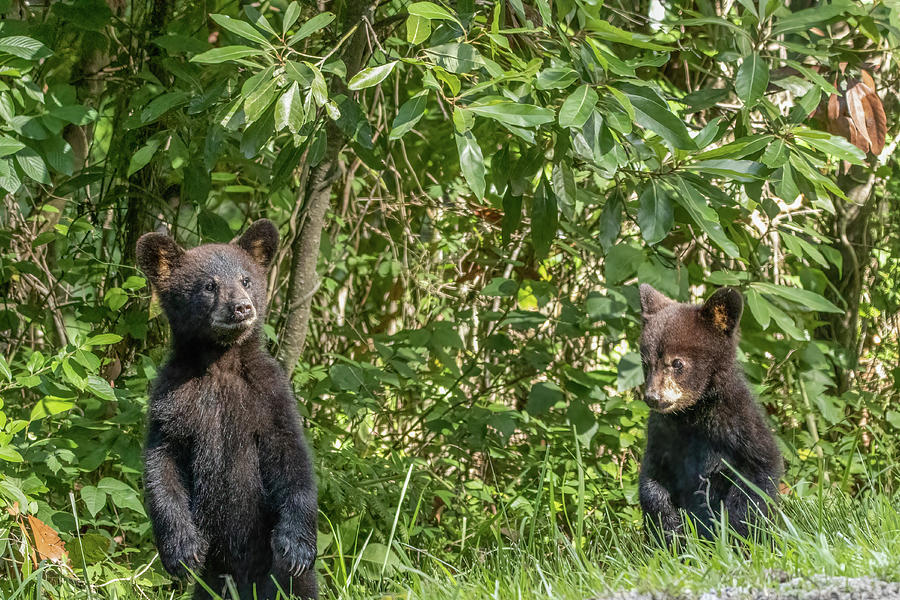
[210,14,270,46]
[793,128,866,165]
[86,374,117,402]
[283,2,301,34]
[390,92,427,140]
[745,288,771,329]
[616,83,696,150]
[616,352,644,392]
[243,77,278,123]
[30,398,74,421]
[424,43,482,74]
[535,68,578,90]
[735,53,768,107]
[0,135,25,158]
[455,131,485,199]
[406,15,431,44]
[348,61,397,90]
[15,148,50,184]
[85,334,122,346]
[289,12,335,44]
[408,2,457,21]
[481,277,518,297]
[586,20,671,50]
[671,177,740,257]
[275,82,304,133]
[0,447,23,463]
[0,35,51,60]
[532,178,558,259]
[526,382,563,415]
[558,85,598,129]
[127,138,161,177]
[467,101,554,128]
[637,182,673,245]
[190,45,265,64]
[0,355,11,381]
[751,282,843,314]
[685,159,765,182]
[80,486,106,518]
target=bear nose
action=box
[233,300,254,321]
[644,390,661,408]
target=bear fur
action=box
[638,284,782,543]
[137,220,318,599]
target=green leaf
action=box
[525,382,563,415]
[735,53,768,107]
[793,128,866,165]
[467,101,554,128]
[531,178,558,259]
[283,2,301,34]
[390,92,427,140]
[616,83,696,150]
[535,68,578,90]
[558,85,598,129]
[243,77,278,123]
[348,61,397,90]
[80,486,106,518]
[424,43,482,74]
[406,15,431,44]
[190,45,265,64]
[275,81,304,133]
[15,148,50,184]
[0,355,11,382]
[637,182,673,245]
[0,135,25,158]
[210,14,270,46]
[330,364,363,392]
[671,177,740,257]
[127,139,161,177]
[455,131,485,199]
[85,374,117,402]
[97,478,145,515]
[408,1,457,21]
[685,159,765,182]
[616,352,644,392]
[751,282,843,314]
[0,35,51,60]
[289,12,335,44]
[586,20,671,50]
[481,277,519,297]
[745,288,771,329]
[85,334,122,346]
[30,398,74,421]
[0,447,23,463]
[605,243,642,284]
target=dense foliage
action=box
[1,0,899,596]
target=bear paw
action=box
[161,534,208,578]
[271,530,316,577]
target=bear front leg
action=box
[639,471,681,546]
[144,421,207,577]
[261,427,318,580]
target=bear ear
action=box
[136,232,184,288]
[639,284,674,319]
[235,218,279,269]
[701,287,743,336]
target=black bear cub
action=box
[137,220,318,599]
[638,284,782,544]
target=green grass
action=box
[8,480,900,600]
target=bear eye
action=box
[205,281,216,292]
[672,358,684,371]
[241,277,251,288]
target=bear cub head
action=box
[638,284,743,414]
[137,219,278,347]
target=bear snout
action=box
[232,299,255,322]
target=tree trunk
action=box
[277,0,374,372]
[824,166,880,393]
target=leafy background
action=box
[1,0,899,597]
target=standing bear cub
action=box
[137,220,318,599]
[638,285,782,544]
